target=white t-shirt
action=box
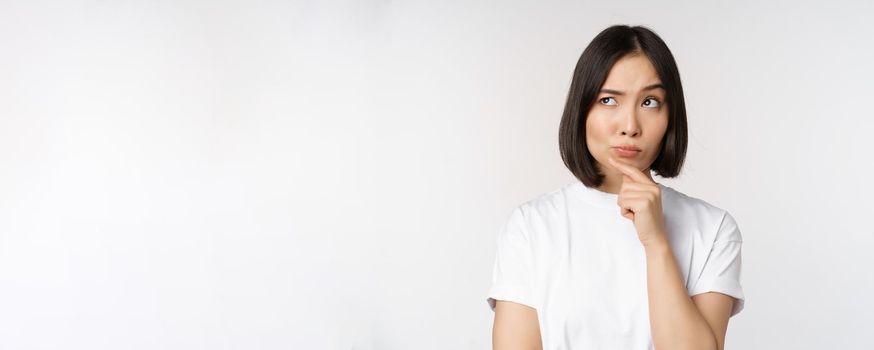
[486,180,745,349]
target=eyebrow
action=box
[599,83,665,95]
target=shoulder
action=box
[660,184,729,218]
[509,182,576,222]
[496,182,577,241]
[660,184,742,243]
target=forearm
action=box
[644,239,717,350]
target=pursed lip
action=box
[613,145,641,151]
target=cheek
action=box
[649,120,668,140]
[645,115,669,154]
[655,114,669,138]
[585,112,610,142]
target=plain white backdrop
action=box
[1,0,873,349]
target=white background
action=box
[1,0,873,349]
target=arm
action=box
[645,240,735,350]
[691,292,735,350]
[492,300,543,350]
[605,159,739,349]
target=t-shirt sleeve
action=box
[688,210,745,317]
[486,206,538,312]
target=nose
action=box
[620,108,641,137]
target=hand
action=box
[607,157,668,248]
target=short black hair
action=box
[558,24,688,188]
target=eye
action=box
[599,97,617,106]
[642,97,661,108]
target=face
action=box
[585,53,669,176]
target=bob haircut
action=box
[558,24,688,188]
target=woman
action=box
[486,24,745,350]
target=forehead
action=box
[601,54,662,90]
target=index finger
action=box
[607,157,654,184]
